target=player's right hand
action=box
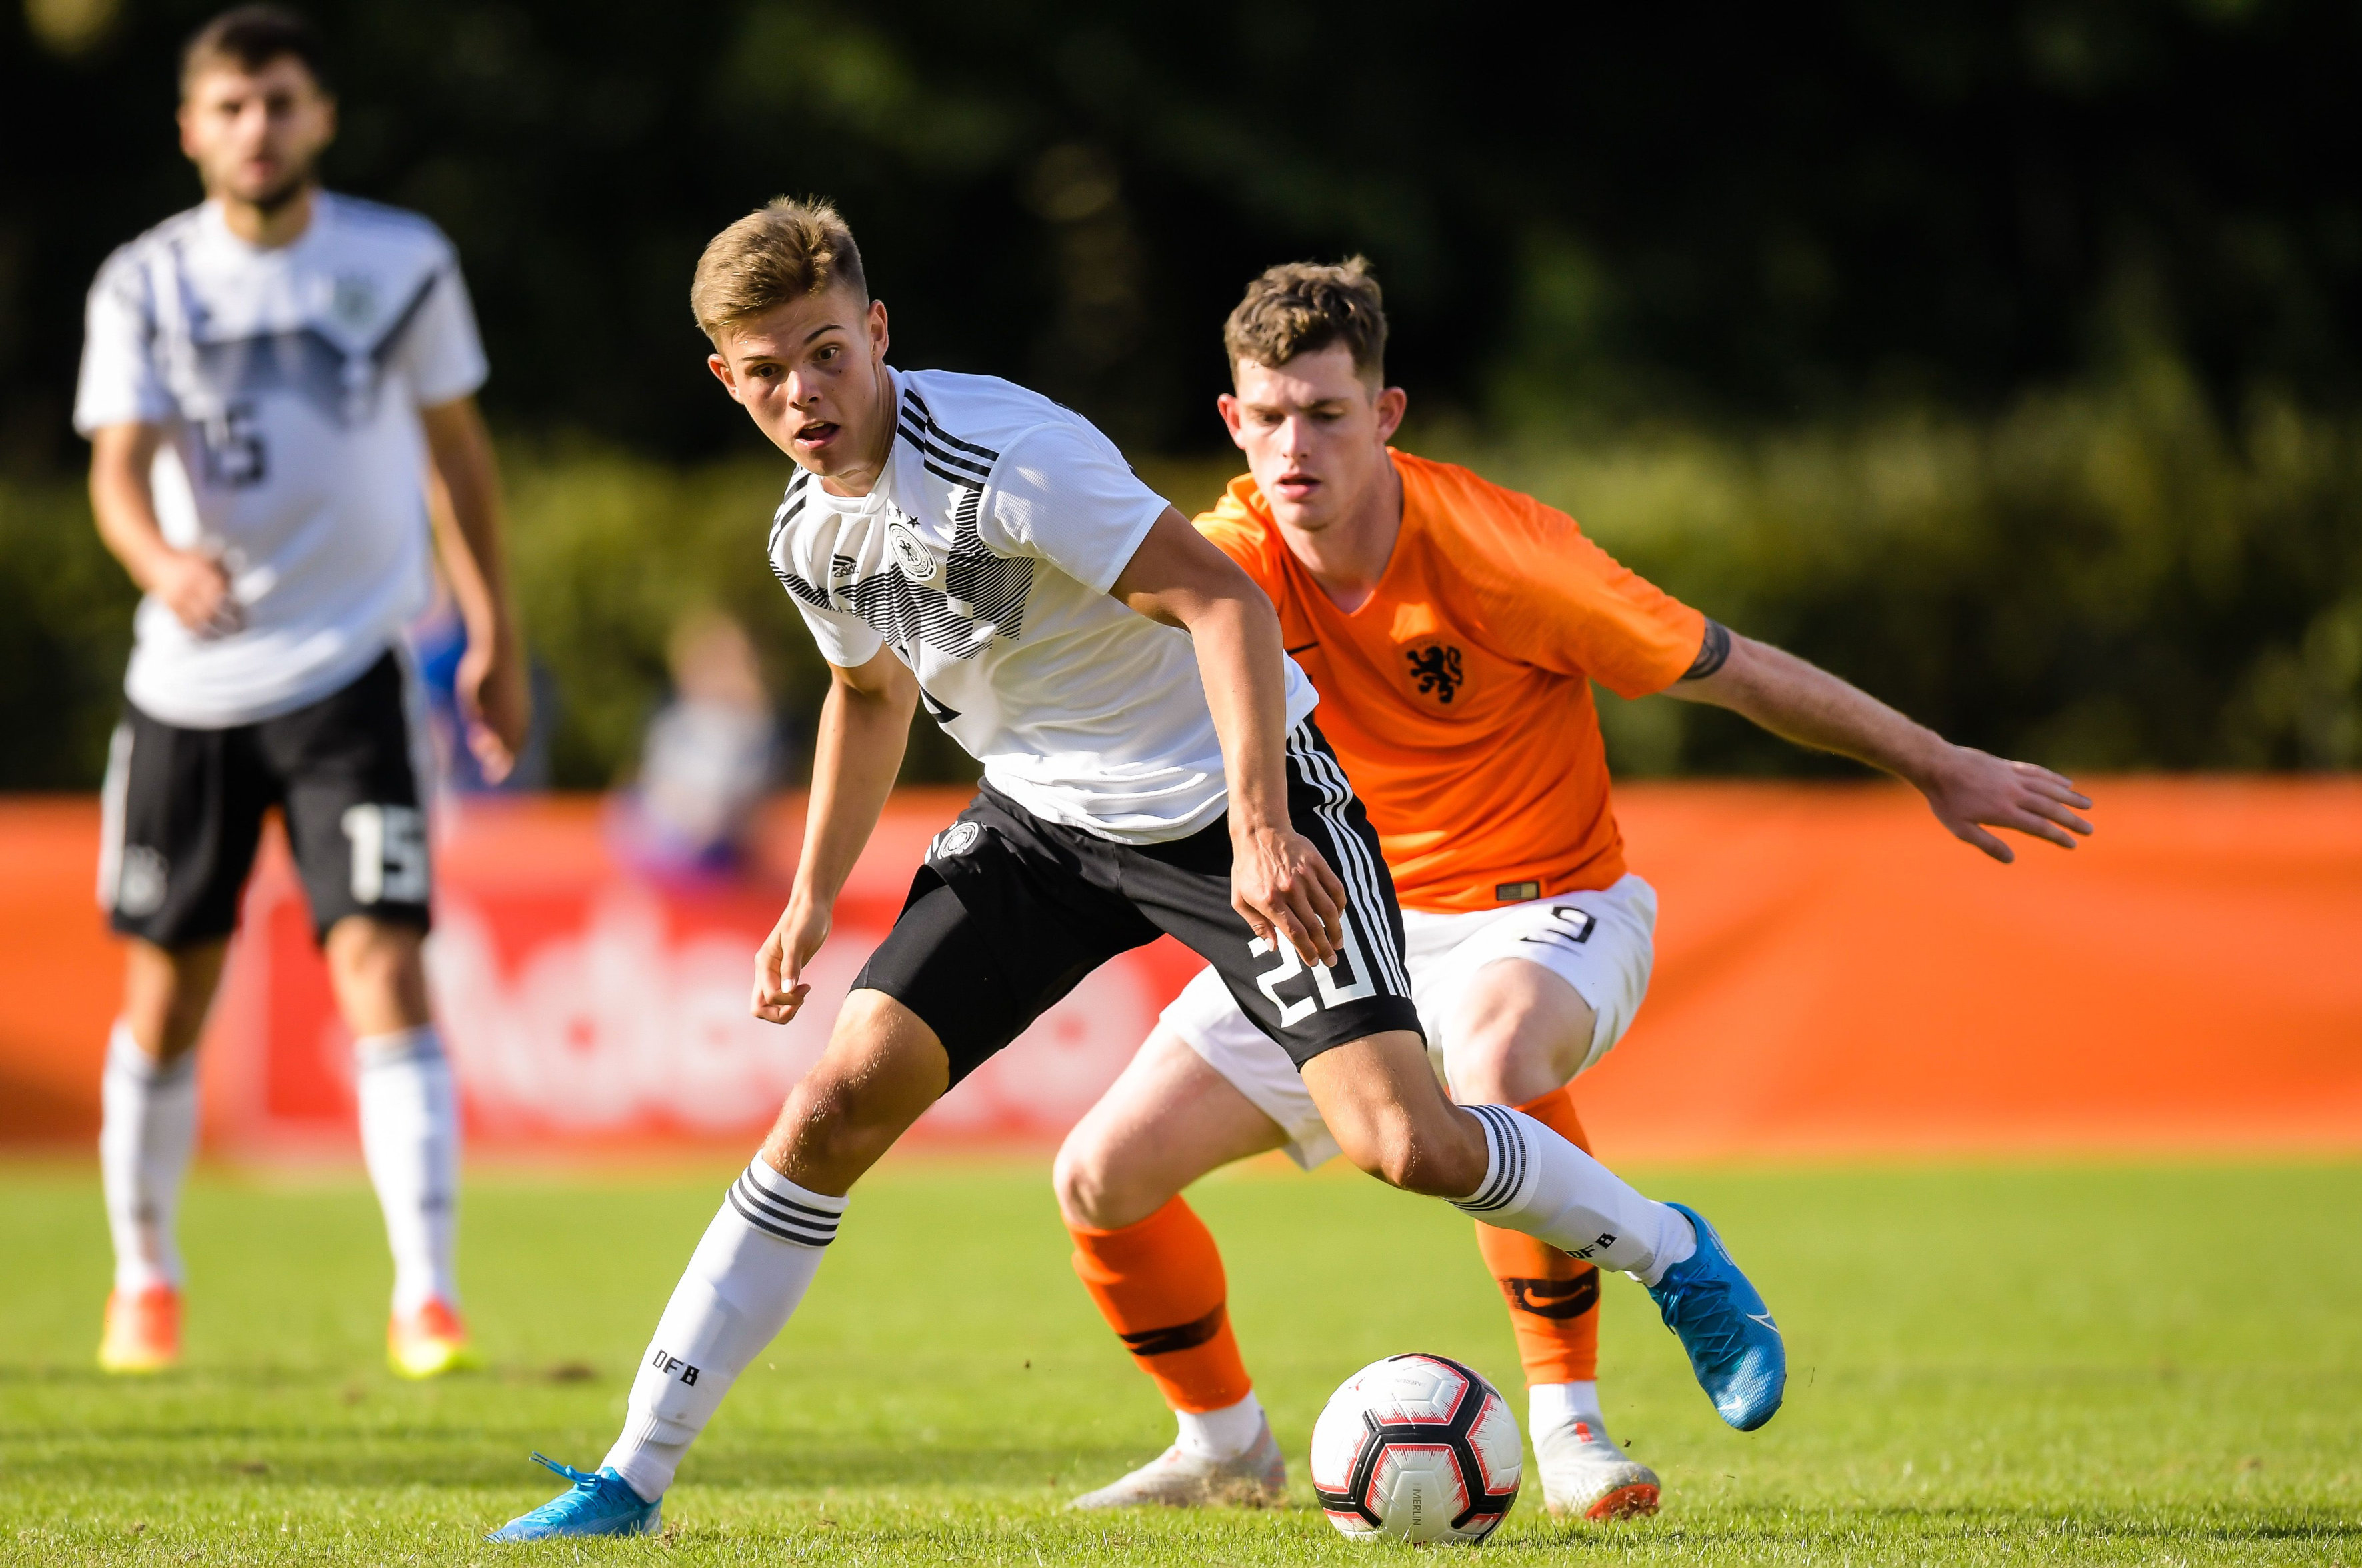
[149,548,242,637]
[1231,817,1347,968]
[751,893,831,1024]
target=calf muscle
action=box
[1301,1030,1488,1197]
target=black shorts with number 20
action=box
[99,650,432,949]
[853,719,1423,1084]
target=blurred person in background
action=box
[409,551,555,796]
[612,610,781,878]
[74,6,525,1379]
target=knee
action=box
[121,941,225,1062]
[1333,1109,1486,1199]
[772,1071,901,1173]
[324,918,430,1028]
[760,998,947,1189]
[1050,1137,1106,1229]
[1052,1127,1158,1231]
[1444,966,1595,1105]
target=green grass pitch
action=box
[2,1156,2355,1564]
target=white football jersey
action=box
[74,193,488,728]
[772,368,1317,843]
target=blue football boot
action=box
[486,1452,661,1541]
[1646,1202,1787,1431]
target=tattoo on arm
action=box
[1681,619,1733,681]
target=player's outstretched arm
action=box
[87,421,242,637]
[751,646,918,1024]
[421,396,529,783]
[1663,624,2095,863]
[1111,509,1345,965]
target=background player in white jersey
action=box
[493,200,1785,1541]
[74,7,526,1379]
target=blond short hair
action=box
[1223,257,1387,384]
[689,197,867,343]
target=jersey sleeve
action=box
[1475,489,1708,699]
[395,255,490,407]
[1192,481,1285,597]
[73,253,173,435]
[977,420,1169,594]
[790,597,885,670]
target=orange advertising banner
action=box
[3,781,2357,1159]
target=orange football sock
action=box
[1473,1087,1601,1385]
[1069,1195,1253,1413]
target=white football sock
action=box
[1451,1105,1695,1286]
[1529,1379,1606,1435]
[603,1157,847,1502]
[99,1021,198,1293]
[1174,1391,1266,1461]
[355,1026,461,1315]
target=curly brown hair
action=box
[1221,257,1387,385]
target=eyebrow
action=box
[1244,397,1351,413]
[803,323,846,345]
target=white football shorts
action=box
[1163,873,1659,1169]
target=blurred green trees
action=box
[7,2,2362,785]
[9,359,2355,789]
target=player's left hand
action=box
[1919,747,2093,863]
[751,892,830,1025]
[457,632,531,786]
[1232,818,1348,967]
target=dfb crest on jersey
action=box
[887,519,941,585]
[330,273,378,328]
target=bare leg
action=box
[760,987,951,1193]
[119,937,228,1063]
[1299,1029,1491,1195]
[323,915,431,1035]
[1443,959,1595,1106]
[1055,1027,1288,1231]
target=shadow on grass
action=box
[1,1440,1168,1493]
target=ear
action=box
[1216,392,1248,450]
[707,352,743,403]
[867,298,891,359]
[177,101,201,162]
[1373,385,1408,444]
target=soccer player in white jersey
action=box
[74,7,525,1379]
[494,199,1783,1541]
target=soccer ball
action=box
[1310,1353,1523,1544]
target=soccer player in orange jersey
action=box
[1055,259,2094,1519]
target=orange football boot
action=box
[388,1297,479,1379]
[98,1284,182,1373]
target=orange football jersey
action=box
[1198,450,1707,913]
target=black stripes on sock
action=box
[1452,1104,1528,1216]
[724,1163,843,1249]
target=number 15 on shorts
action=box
[342,803,429,905]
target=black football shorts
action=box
[853,719,1422,1084]
[98,649,433,949]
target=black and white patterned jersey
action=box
[75,193,487,728]
[771,367,1317,843]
